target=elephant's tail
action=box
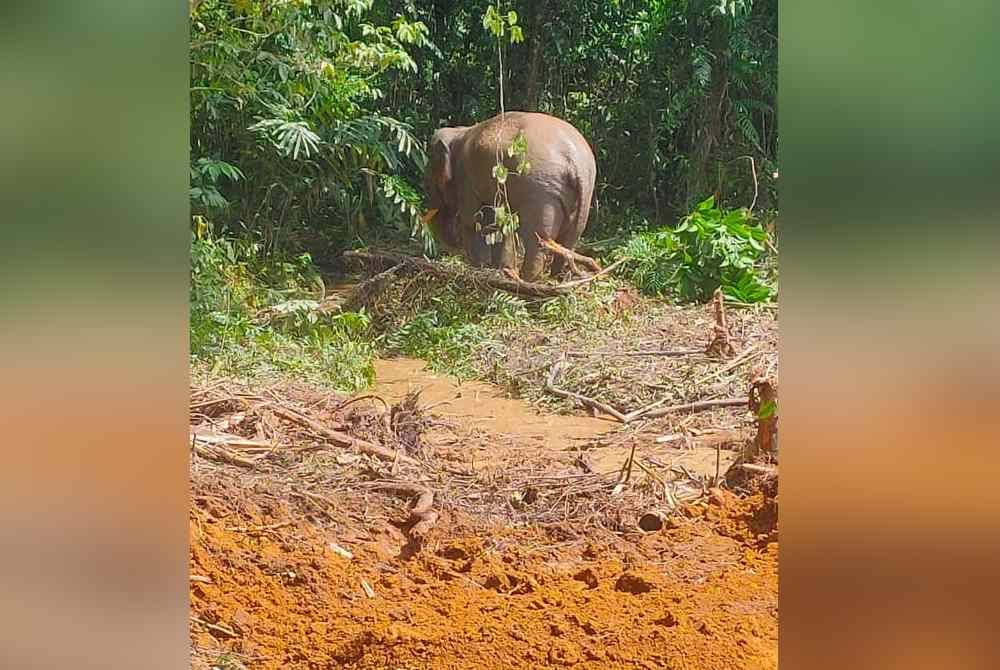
[569,156,597,239]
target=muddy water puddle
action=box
[371,357,737,479]
[373,357,615,452]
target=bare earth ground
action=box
[190,297,778,669]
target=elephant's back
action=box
[466,112,594,176]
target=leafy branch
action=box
[482,4,528,246]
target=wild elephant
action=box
[423,111,596,280]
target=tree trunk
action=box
[521,0,548,111]
[505,0,548,112]
[687,16,731,206]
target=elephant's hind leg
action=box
[518,199,562,281]
[549,218,585,278]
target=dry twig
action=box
[696,343,763,385]
[706,288,736,357]
[566,348,703,358]
[191,441,258,469]
[545,359,628,422]
[269,404,416,465]
[628,398,747,421]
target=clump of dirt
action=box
[191,479,778,670]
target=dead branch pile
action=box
[479,298,778,422]
[342,249,627,307]
[344,249,579,298]
[190,377,722,542]
[190,380,436,540]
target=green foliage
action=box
[480,3,531,248]
[190,158,244,212]
[387,312,489,378]
[483,6,524,43]
[188,0,779,384]
[190,0,431,252]
[376,0,777,223]
[617,197,774,303]
[190,222,374,391]
[507,130,531,174]
[380,278,619,378]
[383,287,531,377]
[380,174,436,254]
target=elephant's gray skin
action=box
[424,111,596,280]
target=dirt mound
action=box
[190,349,777,668]
[191,478,777,670]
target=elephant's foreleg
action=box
[465,231,491,267]
[491,233,517,271]
[458,204,492,267]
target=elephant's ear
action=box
[429,134,452,190]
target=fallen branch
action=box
[696,343,763,385]
[566,347,703,358]
[190,441,258,468]
[191,432,273,450]
[545,358,748,424]
[341,262,405,312]
[629,398,747,421]
[375,482,439,539]
[344,249,573,298]
[545,360,628,423]
[736,463,777,477]
[344,249,625,298]
[622,396,672,422]
[537,235,602,275]
[269,405,416,465]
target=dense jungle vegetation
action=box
[189,0,778,388]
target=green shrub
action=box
[617,196,775,303]
[190,221,374,391]
[383,290,527,378]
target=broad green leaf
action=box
[492,164,508,184]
